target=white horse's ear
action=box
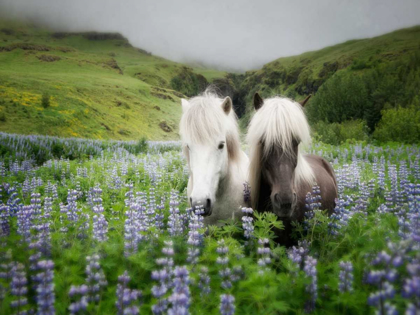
[181,99,189,112]
[221,96,232,115]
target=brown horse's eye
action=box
[218,142,225,150]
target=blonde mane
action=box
[247,97,315,208]
[179,90,241,162]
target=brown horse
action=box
[247,93,338,246]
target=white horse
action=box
[180,90,249,226]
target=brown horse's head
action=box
[260,140,300,217]
[248,93,314,218]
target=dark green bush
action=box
[306,51,420,132]
[133,137,148,154]
[170,67,208,97]
[42,92,50,108]
[0,112,6,122]
[373,106,420,143]
[312,120,369,145]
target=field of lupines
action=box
[0,131,419,314]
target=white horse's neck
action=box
[203,150,248,226]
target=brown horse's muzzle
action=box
[271,192,297,218]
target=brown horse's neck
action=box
[256,175,272,212]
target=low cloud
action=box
[1,0,419,71]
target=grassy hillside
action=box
[0,19,225,140]
[239,25,420,130]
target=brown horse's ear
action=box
[253,93,264,110]
[299,95,312,107]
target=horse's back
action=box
[303,154,338,213]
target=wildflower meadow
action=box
[0,132,419,314]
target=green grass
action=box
[0,19,226,140]
[240,25,420,120]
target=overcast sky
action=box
[1,0,420,71]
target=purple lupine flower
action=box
[406,184,420,242]
[155,199,165,231]
[288,240,311,271]
[0,250,13,281]
[34,260,55,315]
[257,238,271,273]
[230,265,244,283]
[365,241,410,314]
[304,256,318,313]
[217,239,232,290]
[116,271,142,315]
[187,207,204,265]
[168,191,183,237]
[219,294,235,315]
[7,192,21,216]
[147,188,157,232]
[17,205,34,243]
[43,197,53,220]
[85,255,108,303]
[66,189,81,223]
[368,179,376,198]
[151,241,175,315]
[0,203,10,237]
[241,207,254,241]
[92,214,108,242]
[68,285,89,314]
[402,263,420,314]
[168,266,190,315]
[22,178,31,198]
[304,186,322,230]
[197,267,211,296]
[29,222,52,258]
[31,192,42,217]
[338,261,353,293]
[124,195,148,257]
[10,262,29,313]
[329,197,353,235]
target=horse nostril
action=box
[274,193,281,203]
[206,198,211,209]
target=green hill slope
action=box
[239,25,420,130]
[0,19,226,140]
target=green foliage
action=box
[0,111,6,122]
[306,72,372,124]
[238,26,420,133]
[170,67,208,97]
[306,51,420,136]
[312,120,369,145]
[373,106,420,143]
[0,134,418,314]
[41,92,50,108]
[0,19,226,140]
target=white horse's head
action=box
[180,91,241,216]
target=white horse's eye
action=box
[218,142,225,150]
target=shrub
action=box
[42,93,50,108]
[0,112,6,122]
[312,120,369,145]
[170,67,208,97]
[373,106,420,143]
[133,138,148,154]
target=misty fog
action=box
[1,0,420,71]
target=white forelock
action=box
[179,89,241,161]
[247,97,315,207]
